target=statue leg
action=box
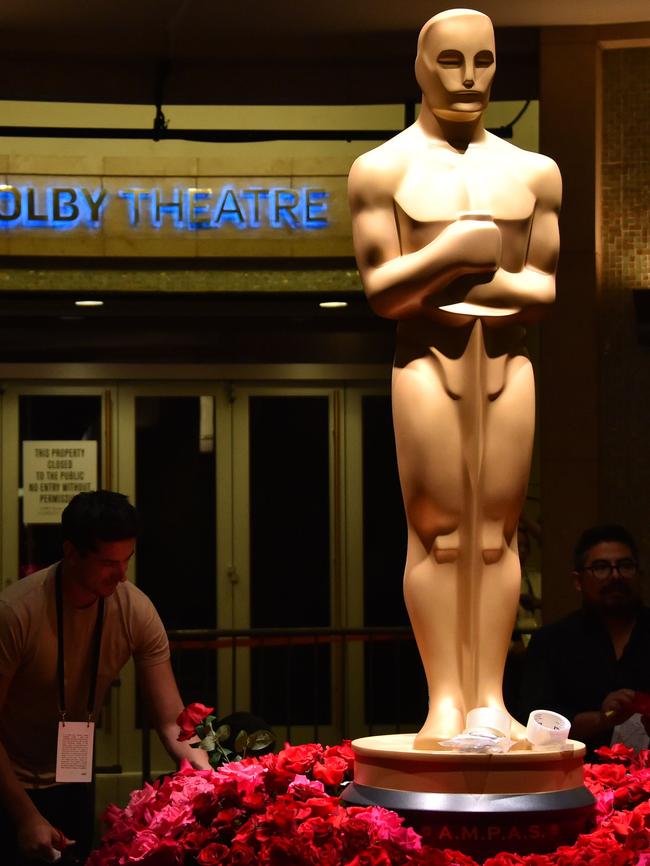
[475,353,535,738]
[392,356,466,746]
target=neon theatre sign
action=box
[0,184,330,231]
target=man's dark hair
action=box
[573,524,638,571]
[61,490,138,554]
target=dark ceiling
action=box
[0,293,396,364]
[1,0,648,106]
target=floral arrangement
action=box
[88,707,650,866]
[176,704,275,768]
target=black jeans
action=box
[0,783,94,865]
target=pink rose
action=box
[288,774,326,800]
[217,759,267,794]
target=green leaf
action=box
[208,750,223,768]
[214,724,231,742]
[248,730,274,750]
[200,735,216,751]
[234,730,249,754]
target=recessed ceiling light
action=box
[319,301,348,309]
[74,300,104,307]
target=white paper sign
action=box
[22,441,98,524]
[56,721,95,783]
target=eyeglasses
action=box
[581,558,638,580]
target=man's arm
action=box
[0,675,73,861]
[348,152,502,320]
[570,689,636,744]
[137,660,211,770]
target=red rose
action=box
[342,816,372,855]
[265,765,296,795]
[404,848,448,866]
[136,840,185,865]
[276,743,323,775]
[230,842,257,866]
[594,744,636,764]
[255,801,310,842]
[312,756,350,787]
[212,806,247,838]
[197,842,231,865]
[297,816,337,844]
[441,850,479,866]
[314,841,343,866]
[262,836,310,866]
[177,824,215,851]
[633,750,650,769]
[588,763,628,787]
[323,741,355,767]
[242,790,267,811]
[304,796,338,818]
[613,784,637,807]
[482,853,526,866]
[346,845,393,866]
[176,702,214,741]
[517,856,551,866]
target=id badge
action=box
[55,721,95,783]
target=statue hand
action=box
[447,217,501,274]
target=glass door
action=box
[116,383,222,783]
[0,383,121,805]
[227,385,342,745]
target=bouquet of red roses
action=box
[88,708,650,866]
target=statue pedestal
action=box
[341,734,595,858]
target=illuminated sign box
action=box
[0,175,352,258]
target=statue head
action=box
[415,9,496,123]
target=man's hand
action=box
[16,814,73,862]
[601,688,636,726]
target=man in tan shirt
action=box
[0,490,209,864]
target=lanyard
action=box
[55,562,105,724]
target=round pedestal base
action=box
[342,734,595,858]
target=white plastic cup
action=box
[526,710,570,747]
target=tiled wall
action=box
[601,47,650,290]
[599,45,650,565]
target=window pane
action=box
[19,395,102,576]
[135,396,216,703]
[362,395,425,726]
[249,395,330,725]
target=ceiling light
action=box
[74,300,104,307]
[319,301,348,309]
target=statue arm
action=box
[348,156,501,320]
[460,158,562,312]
